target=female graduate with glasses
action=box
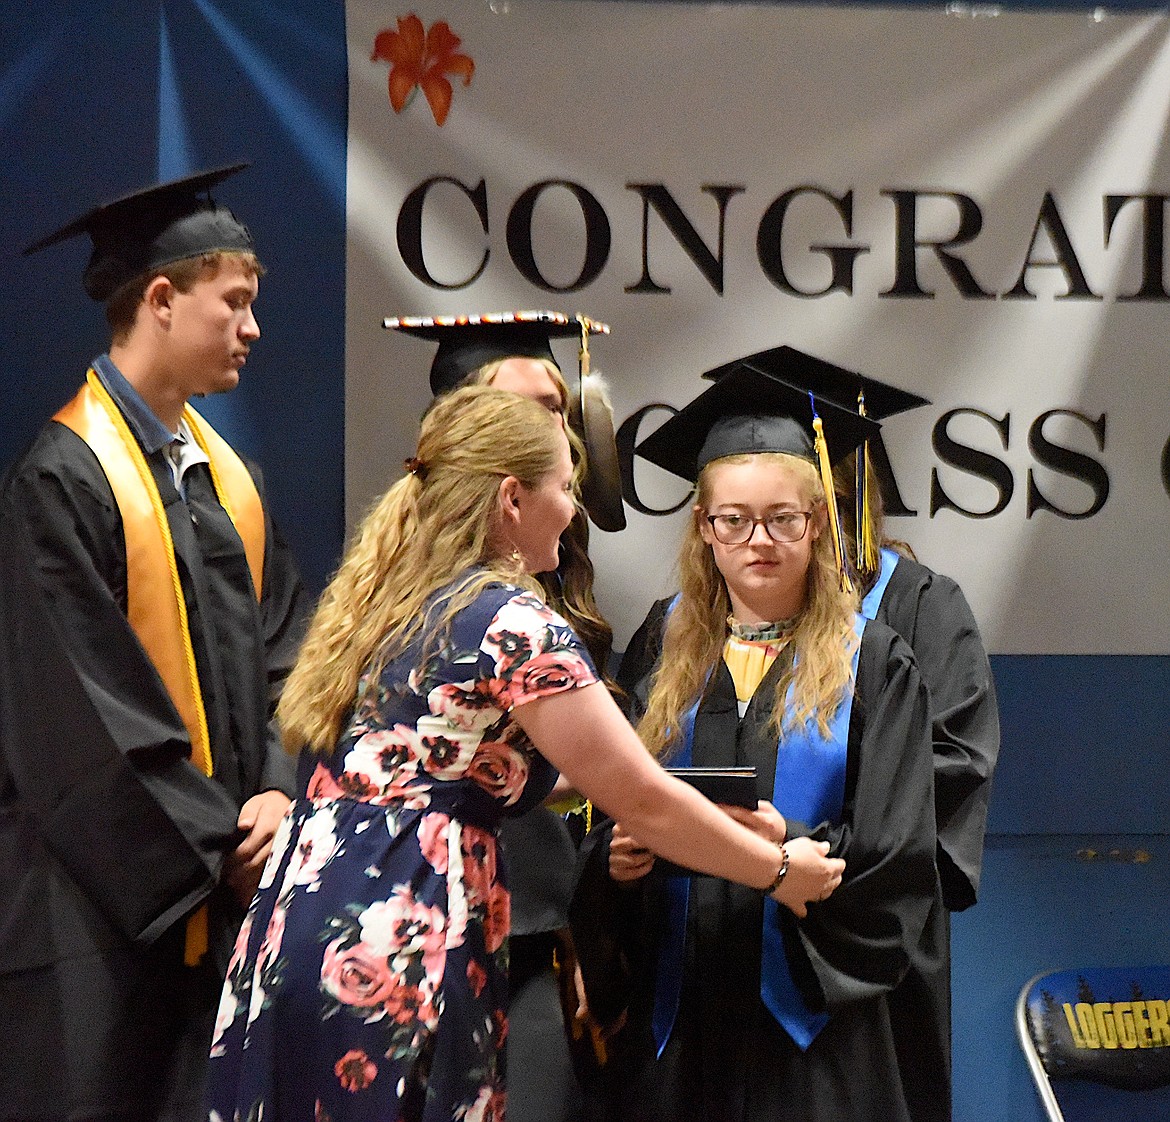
[572,365,938,1122]
[695,346,1001,1122]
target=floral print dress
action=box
[206,581,598,1122]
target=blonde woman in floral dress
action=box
[204,386,844,1122]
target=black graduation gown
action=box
[871,555,1001,1122]
[573,598,937,1122]
[0,415,308,1122]
[499,808,585,1122]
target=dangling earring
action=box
[510,546,523,565]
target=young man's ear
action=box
[142,275,176,324]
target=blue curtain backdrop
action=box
[0,1,346,592]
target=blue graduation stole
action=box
[860,547,899,621]
[652,614,865,1054]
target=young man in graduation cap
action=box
[701,345,1001,1122]
[570,363,938,1122]
[387,310,625,1122]
[0,164,309,1122]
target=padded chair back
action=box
[1016,965,1170,1122]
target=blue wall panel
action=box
[991,655,1170,835]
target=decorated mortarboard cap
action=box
[637,363,879,484]
[701,344,930,419]
[23,162,254,302]
[384,310,608,397]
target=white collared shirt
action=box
[166,420,211,499]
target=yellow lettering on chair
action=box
[1131,1001,1152,1048]
[1146,1000,1170,1046]
[1093,1002,1118,1049]
[1112,1002,1137,1049]
[1076,1003,1101,1049]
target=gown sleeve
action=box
[881,564,999,912]
[0,429,258,947]
[782,624,938,1014]
[615,596,672,717]
[251,462,311,795]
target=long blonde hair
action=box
[278,385,565,754]
[471,356,614,671]
[638,453,859,758]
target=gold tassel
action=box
[576,314,592,378]
[856,391,880,575]
[811,408,855,596]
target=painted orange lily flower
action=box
[371,14,475,127]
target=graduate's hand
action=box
[721,800,786,846]
[609,822,656,882]
[225,790,292,908]
[571,960,628,1045]
[770,837,844,919]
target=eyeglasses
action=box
[705,511,814,545]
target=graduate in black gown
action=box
[695,345,1001,1122]
[572,365,938,1122]
[856,545,999,1122]
[386,311,626,1122]
[0,166,308,1122]
[852,445,999,1122]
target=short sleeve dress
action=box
[206,580,599,1122]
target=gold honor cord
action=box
[811,411,855,596]
[56,372,215,775]
[54,370,265,964]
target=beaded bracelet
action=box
[763,843,790,895]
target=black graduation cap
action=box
[384,310,606,397]
[383,311,626,532]
[701,345,928,575]
[23,163,253,302]
[701,344,930,419]
[637,363,880,484]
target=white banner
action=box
[344,0,1170,655]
